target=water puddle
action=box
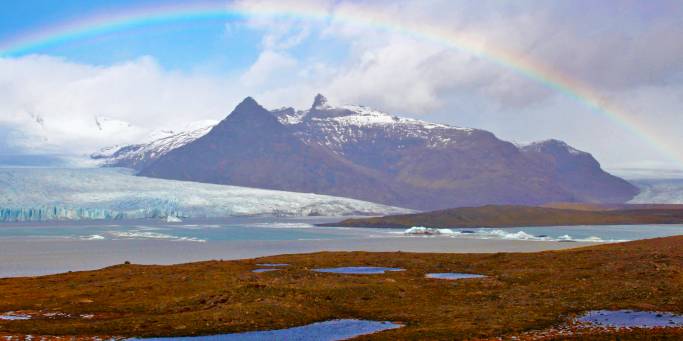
[128,319,401,340]
[578,310,683,328]
[312,267,405,274]
[256,263,289,267]
[425,273,486,280]
[0,312,31,320]
[252,268,281,273]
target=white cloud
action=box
[1,0,682,171]
[0,55,244,154]
[240,50,298,87]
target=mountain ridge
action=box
[96,95,639,210]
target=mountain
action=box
[100,95,639,210]
[0,168,410,222]
[91,120,216,170]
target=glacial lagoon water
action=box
[1,217,682,277]
[128,319,401,340]
[0,217,681,243]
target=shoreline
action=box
[0,237,593,278]
[1,236,681,339]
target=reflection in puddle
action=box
[252,268,280,273]
[313,267,405,274]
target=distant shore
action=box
[324,204,683,229]
[0,237,591,278]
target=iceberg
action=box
[403,226,455,235]
[0,168,412,222]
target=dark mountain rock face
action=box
[135,95,639,210]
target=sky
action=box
[0,0,681,176]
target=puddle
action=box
[578,310,683,328]
[128,319,401,340]
[0,312,31,320]
[252,268,281,273]
[256,263,289,267]
[425,273,486,280]
[312,267,405,275]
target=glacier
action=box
[629,179,683,204]
[0,168,411,222]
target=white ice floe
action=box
[108,230,206,243]
[401,227,627,243]
[403,226,455,235]
[80,234,106,240]
[165,215,183,223]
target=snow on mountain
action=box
[95,95,477,168]
[95,95,637,210]
[91,120,217,169]
[0,168,411,222]
[271,94,475,154]
[521,139,587,156]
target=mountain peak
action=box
[216,96,282,130]
[524,139,586,156]
[311,94,331,110]
[235,96,262,111]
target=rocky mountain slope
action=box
[98,95,639,210]
[91,121,217,170]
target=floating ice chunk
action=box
[80,234,106,240]
[165,215,183,223]
[404,226,455,235]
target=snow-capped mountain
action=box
[91,120,217,170]
[0,168,410,222]
[99,95,639,210]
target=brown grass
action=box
[0,237,682,340]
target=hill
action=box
[324,204,683,228]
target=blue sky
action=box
[0,0,682,175]
[0,0,262,72]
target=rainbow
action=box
[1,1,680,167]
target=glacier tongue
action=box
[0,168,411,222]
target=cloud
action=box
[240,50,298,87]
[1,0,682,170]
[0,55,245,154]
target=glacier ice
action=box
[629,179,683,204]
[0,168,411,222]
